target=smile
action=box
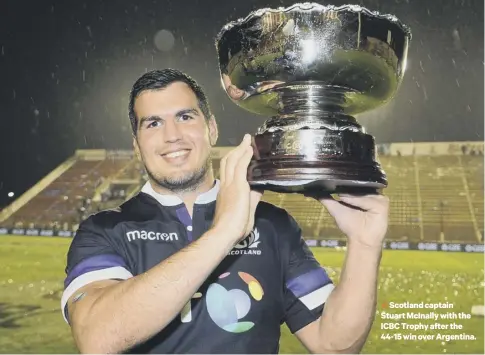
[162,150,190,159]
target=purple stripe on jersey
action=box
[64,254,127,288]
[286,267,332,298]
[176,206,193,242]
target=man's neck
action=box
[149,175,216,216]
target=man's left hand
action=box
[315,193,389,249]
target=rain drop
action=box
[154,29,175,52]
[419,61,425,73]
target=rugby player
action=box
[61,69,389,354]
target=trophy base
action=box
[248,125,387,194]
[248,163,386,194]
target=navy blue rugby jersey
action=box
[61,180,335,354]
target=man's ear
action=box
[133,135,142,161]
[208,115,218,146]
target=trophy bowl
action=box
[215,3,411,194]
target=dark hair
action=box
[128,69,213,135]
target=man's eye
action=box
[180,114,193,121]
[147,121,161,128]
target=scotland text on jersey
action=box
[229,228,262,256]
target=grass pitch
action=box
[0,236,483,354]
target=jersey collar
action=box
[141,180,220,207]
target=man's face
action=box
[133,82,218,193]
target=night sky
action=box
[0,0,483,208]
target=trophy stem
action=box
[257,82,364,134]
[258,112,363,134]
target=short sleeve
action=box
[282,214,335,334]
[61,215,133,324]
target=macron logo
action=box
[126,230,179,242]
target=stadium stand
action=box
[0,142,483,244]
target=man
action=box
[61,69,389,354]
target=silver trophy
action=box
[215,3,411,194]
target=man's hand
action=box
[212,134,263,242]
[317,192,389,248]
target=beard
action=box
[145,155,212,194]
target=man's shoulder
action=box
[256,200,296,227]
[81,193,153,231]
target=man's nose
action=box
[163,119,182,142]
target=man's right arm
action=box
[68,134,262,354]
[68,226,238,354]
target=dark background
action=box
[0,0,483,208]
